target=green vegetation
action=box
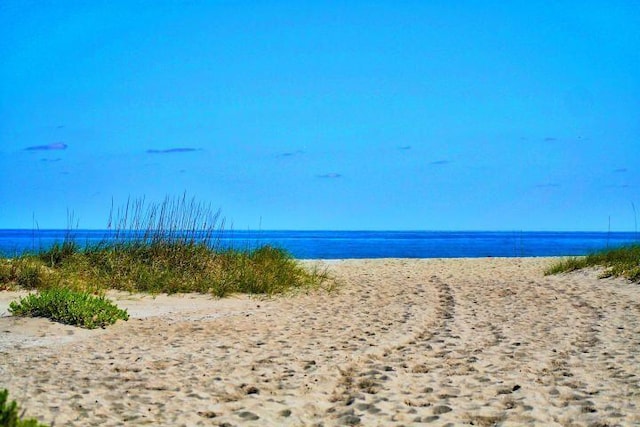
[545,244,640,282]
[0,240,327,297]
[0,195,329,297]
[0,389,49,427]
[9,288,129,329]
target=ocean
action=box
[0,230,637,259]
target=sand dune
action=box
[1,258,639,426]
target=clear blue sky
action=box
[1,1,638,231]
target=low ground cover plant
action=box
[9,288,129,329]
[545,244,640,282]
[0,389,49,427]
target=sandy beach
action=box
[1,257,639,426]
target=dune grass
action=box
[545,244,640,283]
[0,195,329,297]
[0,241,328,297]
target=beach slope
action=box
[1,258,638,426]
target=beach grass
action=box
[0,195,329,296]
[545,244,640,282]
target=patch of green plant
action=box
[9,288,129,329]
[0,389,49,427]
[545,244,640,283]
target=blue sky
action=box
[1,1,638,230]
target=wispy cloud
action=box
[317,172,342,179]
[429,160,451,165]
[146,147,200,154]
[24,142,67,151]
[278,150,304,158]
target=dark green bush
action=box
[9,288,129,329]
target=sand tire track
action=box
[1,258,639,426]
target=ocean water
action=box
[0,230,637,259]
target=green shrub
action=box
[9,288,129,329]
[0,389,49,427]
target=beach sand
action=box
[1,258,639,426]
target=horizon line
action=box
[0,228,638,234]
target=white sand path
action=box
[1,258,638,426]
